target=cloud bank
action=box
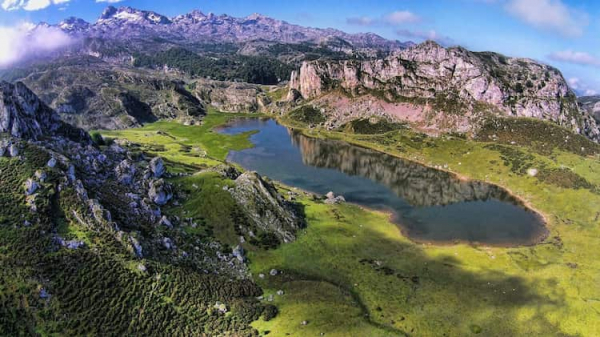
[504,0,588,37]
[548,50,600,67]
[2,0,70,11]
[0,23,74,66]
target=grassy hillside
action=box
[96,112,600,336]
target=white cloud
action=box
[505,0,588,37]
[548,50,600,67]
[383,11,421,25]
[0,22,74,66]
[2,0,70,11]
[347,10,421,27]
[567,77,599,96]
[396,29,455,46]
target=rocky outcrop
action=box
[579,96,600,125]
[194,80,273,113]
[229,172,304,243]
[289,41,600,141]
[0,81,90,142]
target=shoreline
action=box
[222,114,552,248]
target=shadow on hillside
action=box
[261,215,570,336]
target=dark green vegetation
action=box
[0,133,275,336]
[340,118,408,134]
[477,117,600,156]
[133,48,293,85]
[287,106,326,125]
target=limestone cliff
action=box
[0,81,90,142]
[289,41,600,141]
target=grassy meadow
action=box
[99,111,600,336]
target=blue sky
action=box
[1,0,599,95]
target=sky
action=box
[0,0,599,95]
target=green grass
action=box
[245,116,600,336]
[90,112,600,336]
[98,110,259,167]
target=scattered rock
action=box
[301,320,309,326]
[527,168,538,177]
[269,269,278,276]
[24,178,39,196]
[115,159,136,185]
[324,191,345,204]
[276,290,284,296]
[138,264,147,272]
[213,301,228,314]
[158,215,173,228]
[148,179,173,205]
[232,245,245,262]
[47,157,57,168]
[149,157,165,178]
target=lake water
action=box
[218,118,547,246]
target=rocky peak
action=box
[289,41,600,142]
[97,6,172,25]
[0,81,89,142]
[59,17,90,32]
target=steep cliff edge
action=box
[289,41,600,142]
[0,81,90,142]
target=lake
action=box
[218,118,547,246]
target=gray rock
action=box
[149,157,165,178]
[35,170,47,182]
[269,268,278,276]
[115,159,136,185]
[276,290,284,296]
[8,143,19,157]
[232,245,245,262]
[230,172,304,243]
[24,178,39,196]
[129,236,143,258]
[163,237,175,250]
[158,215,173,228]
[149,179,173,205]
[47,157,57,168]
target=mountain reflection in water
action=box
[220,118,547,246]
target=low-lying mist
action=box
[0,22,74,67]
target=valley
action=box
[1,3,600,337]
[98,110,600,336]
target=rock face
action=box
[579,96,600,125]
[0,81,90,141]
[194,80,273,113]
[230,172,304,243]
[18,65,206,131]
[289,41,600,141]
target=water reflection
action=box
[220,118,547,246]
[291,131,514,207]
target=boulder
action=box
[24,178,39,196]
[232,245,245,262]
[148,179,173,205]
[115,159,136,185]
[149,157,166,178]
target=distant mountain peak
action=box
[97,6,171,25]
